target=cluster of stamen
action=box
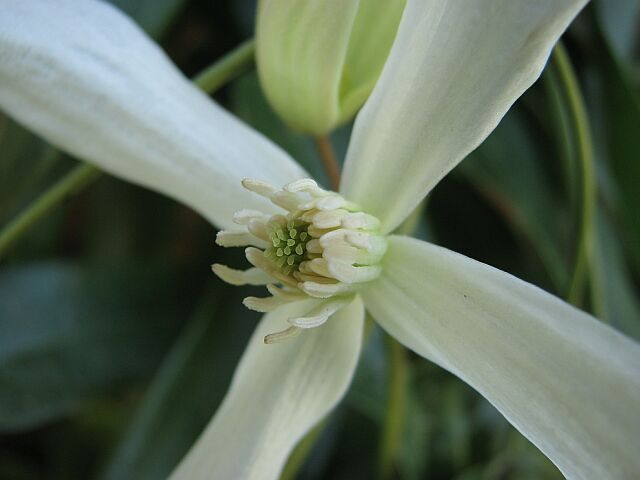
[212,178,386,343]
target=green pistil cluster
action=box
[265,218,310,275]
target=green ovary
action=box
[265,218,310,275]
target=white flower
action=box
[1,1,639,480]
[213,178,387,343]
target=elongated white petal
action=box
[0,0,305,229]
[340,0,587,232]
[171,296,364,480]
[362,236,640,479]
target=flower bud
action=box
[256,0,405,135]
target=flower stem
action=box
[0,164,101,257]
[0,40,256,260]
[314,135,341,190]
[373,202,427,479]
[193,39,255,93]
[378,335,409,480]
[550,42,597,307]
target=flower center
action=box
[212,178,387,343]
[265,217,310,275]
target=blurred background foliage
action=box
[0,1,638,479]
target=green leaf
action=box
[591,209,640,339]
[0,262,197,432]
[592,21,640,268]
[457,108,570,293]
[396,381,430,480]
[101,285,257,480]
[345,327,387,423]
[0,116,70,225]
[594,0,640,65]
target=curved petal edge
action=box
[341,0,588,232]
[0,0,305,229]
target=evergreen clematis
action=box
[1,1,639,479]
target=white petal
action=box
[0,0,306,230]
[340,0,588,232]
[170,296,365,480]
[362,236,640,478]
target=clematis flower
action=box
[1,1,639,480]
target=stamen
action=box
[287,298,350,328]
[264,325,300,344]
[245,247,298,287]
[327,262,382,283]
[216,230,268,248]
[311,209,349,228]
[241,178,278,197]
[299,280,357,298]
[247,220,270,242]
[270,191,300,211]
[213,178,387,342]
[266,284,307,301]
[233,209,269,225]
[307,225,333,238]
[306,239,322,254]
[243,295,288,312]
[308,258,332,277]
[284,179,331,198]
[211,264,273,286]
[341,212,381,230]
[350,234,388,256]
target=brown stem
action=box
[314,135,341,190]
